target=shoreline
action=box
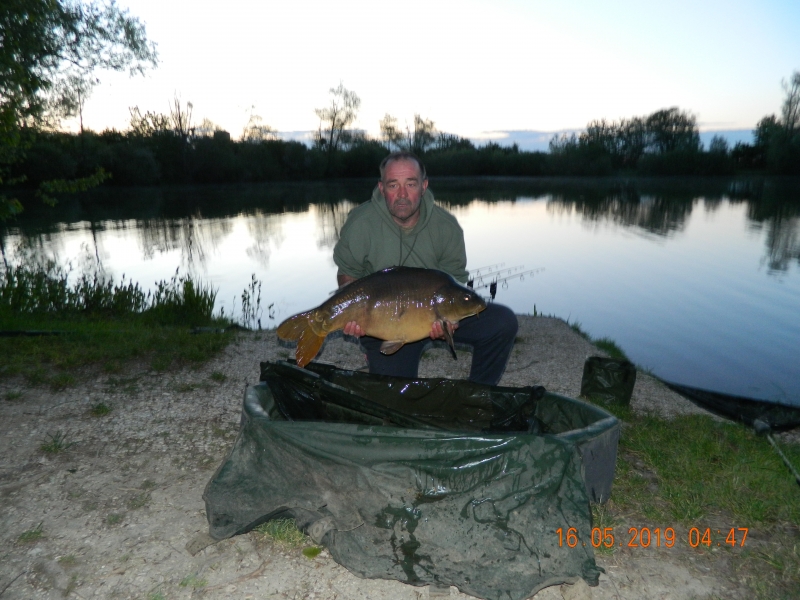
[0,315,795,599]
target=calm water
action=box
[3,177,799,405]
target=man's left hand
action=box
[430,320,457,340]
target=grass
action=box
[179,574,207,588]
[174,382,199,393]
[4,390,23,401]
[40,430,75,453]
[598,401,800,599]
[614,411,800,524]
[254,518,324,559]
[89,402,112,417]
[255,518,310,547]
[590,502,617,557]
[127,492,151,510]
[106,513,124,525]
[0,262,240,388]
[17,522,44,543]
[564,324,800,597]
[57,555,78,567]
[0,321,233,388]
[568,320,630,361]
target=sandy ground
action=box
[0,316,776,600]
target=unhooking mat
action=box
[203,361,607,600]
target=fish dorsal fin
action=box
[380,340,406,355]
[296,328,325,367]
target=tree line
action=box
[9,86,799,192]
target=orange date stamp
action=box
[556,526,749,549]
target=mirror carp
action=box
[277,266,486,368]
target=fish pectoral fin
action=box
[380,340,406,355]
[440,320,457,360]
[295,328,326,368]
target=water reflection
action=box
[314,201,360,250]
[436,177,800,270]
[3,177,799,278]
[244,211,285,268]
[732,179,800,273]
[2,178,797,276]
[762,216,800,272]
[545,190,694,237]
[136,215,231,269]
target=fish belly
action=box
[361,303,434,343]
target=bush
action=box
[0,262,216,327]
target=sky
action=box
[73,0,800,149]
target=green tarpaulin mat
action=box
[204,361,617,600]
[580,356,637,406]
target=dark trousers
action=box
[359,303,518,386]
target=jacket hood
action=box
[370,185,436,235]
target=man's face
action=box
[378,159,428,227]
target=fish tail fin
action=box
[276,311,313,341]
[276,310,325,367]
[295,328,325,368]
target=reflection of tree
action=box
[315,201,359,250]
[545,185,695,236]
[1,224,68,269]
[760,216,800,272]
[244,211,285,268]
[734,178,800,272]
[6,178,799,280]
[137,214,231,271]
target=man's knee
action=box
[486,303,518,341]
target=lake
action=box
[2,177,799,405]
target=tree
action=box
[378,113,437,154]
[408,114,436,154]
[168,95,193,141]
[314,83,360,154]
[433,132,474,152]
[1,0,158,218]
[379,113,404,151]
[781,71,800,134]
[617,117,647,167]
[708,135,728,155]
[241,107,278,143]
[644,108,700,154]
[128,105,170,137]
[754,115,780,149]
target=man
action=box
[333,152,518,385]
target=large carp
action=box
[277,267,486,368]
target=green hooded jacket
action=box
[333,185,469,283]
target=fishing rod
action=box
[469,265,529,280]
[754,419,800,488]
[467,267,545,300]
[468,262,506,276]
